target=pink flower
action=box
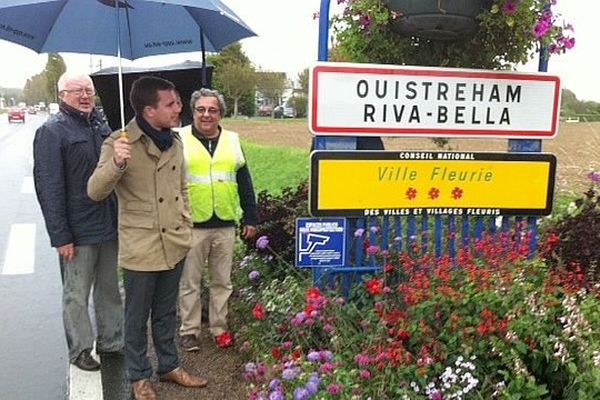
[327,383,343,395]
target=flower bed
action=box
[232,228,600,399]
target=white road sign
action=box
[309,62,561,139]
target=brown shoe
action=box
[131,379,156,400]
[159,367,208,388]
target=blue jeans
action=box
[59,241,123,362]
[123,260,183,382]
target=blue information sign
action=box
[295,218,346,267]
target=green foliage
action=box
[240,140,309,196]
[541,182,600,283]
[44,53,66,103]
[242,180,309,265]
[209,43,256,117]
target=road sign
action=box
[310,151,556,217]
[295,218,346,267]
[309,62,561,139]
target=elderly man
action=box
[33,72,123,371]
[88,76,207,400]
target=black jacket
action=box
[33,103,118,247]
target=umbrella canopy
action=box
[0,0,255,129]
[91,60,214,130]
[0,0,255,59]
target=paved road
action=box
[0,113,129,400]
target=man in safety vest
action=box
[178,88,258,351]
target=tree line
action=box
[4,43,597,122]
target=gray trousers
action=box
[123,260,183,382]
[59,241,124,362]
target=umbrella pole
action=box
[115,0,126,133]
[200,28,206,88]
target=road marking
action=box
[2,223,35,275]
[21,176,35,194]
[68,348,103,400]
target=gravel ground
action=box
[147,320,246,400]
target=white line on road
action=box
[68,348,103,400]
[2,223,36,275]
[21,176,35,194]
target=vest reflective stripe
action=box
[181,126,244,222]
[186,171,236,184]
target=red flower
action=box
[306,287,322,301]
[215,331,233,348]
[365,278,384,295]
[252,303,266,320]
[451,186,463,199]
[271,346,282,360]
[406,187,417,200]
[428,187,440,200]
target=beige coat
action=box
[88,119,192,272]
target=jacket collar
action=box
[125,119,178,168]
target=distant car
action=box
[8,107,25,123]
[257,104,273,117]
[273,105,284,119]
[282,105,296,118]
[27,107,37,115]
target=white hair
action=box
[57,72,93,92]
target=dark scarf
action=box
[137,116,173,152]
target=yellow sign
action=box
[310,151,556,217]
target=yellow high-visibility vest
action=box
[181,126,245,222]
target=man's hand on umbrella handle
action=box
[113,133,131,168]
[57,243,75,262]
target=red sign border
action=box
[309,63,561,139]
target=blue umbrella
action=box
[0,0,256,130]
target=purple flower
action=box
[306,380,319,395]
[269,391,284,400]
[269,379,281,391]
[293,387,310,400]
[307,351,321,362]
[256,235,269,250]
[354,228,365,237]
[369,225,379,233]
[588,171,600,183]
[249,270,260,281]
[281,367,300,380]
[359,369,371,379]
[319,350,333,362]
[431,390,443,400]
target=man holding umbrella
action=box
[88,76,207,399]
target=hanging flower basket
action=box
[384,0,488,40]
[331,0,575,70]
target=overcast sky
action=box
[0,0,598,102]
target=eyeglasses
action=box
[62,88,96,97]
[194,107,220,116]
